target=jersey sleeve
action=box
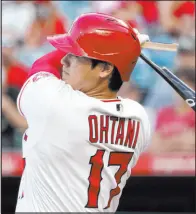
[17,73,73,122]
[17,49,69,119]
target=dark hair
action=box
[91,59,123,92]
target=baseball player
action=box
[15,13,151,212]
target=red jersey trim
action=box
[101,99,121,103]
[18,79,31,117]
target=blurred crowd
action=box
[2,1,195,154]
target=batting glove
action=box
[133,28,150,46]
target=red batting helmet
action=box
[47,13,141,81]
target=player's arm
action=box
[29,49,66,79]
[17,50,69,120]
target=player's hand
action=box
[133,28,150,46]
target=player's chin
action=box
[62,76,69,84]
[62,78,76,89]
[62,73,70,82]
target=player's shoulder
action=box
[21,72,73,94]
[120,97,148,118]
[121,97,143,108]
[28,72,60,85]
[20,72,56,89]
[17,72,74,115]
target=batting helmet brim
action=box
[47,34,87,57]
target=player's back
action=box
[16,74,150,212]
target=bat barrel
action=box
[162,67,196,111]
[140,53,196,112]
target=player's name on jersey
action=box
[88,115,140,149]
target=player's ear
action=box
[99,63,114,79]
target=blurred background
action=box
[1,1,195,213]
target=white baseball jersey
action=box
[16,72,151,212]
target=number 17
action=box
[85,150,133,209]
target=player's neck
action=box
[92,93,117,100]
[87,91,117,100]
[86,84,117,100]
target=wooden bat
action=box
[140,53,196,112]
[142,42,178,52]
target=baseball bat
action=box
[142,42,178,52]
[140,53,196,112]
